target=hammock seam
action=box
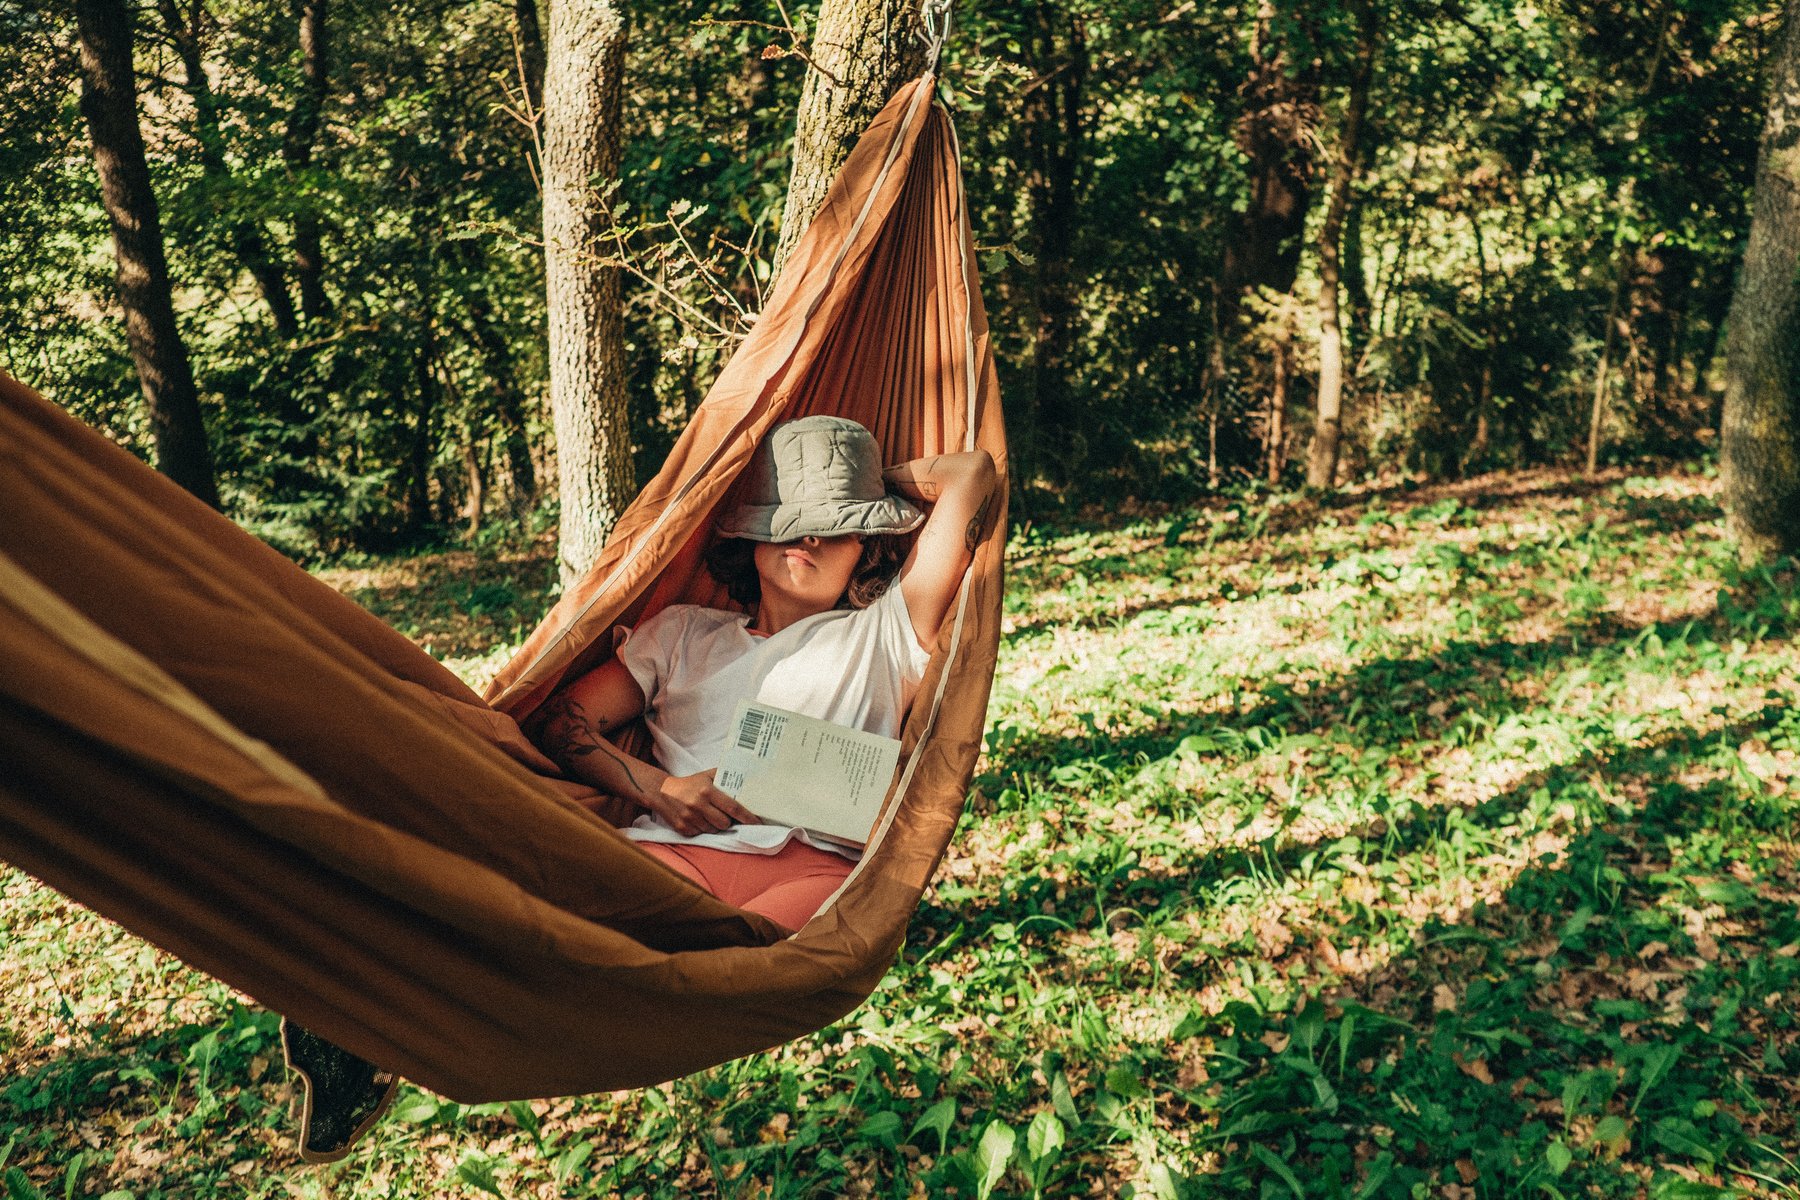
[0,549,332,807]
[805,95,988,925]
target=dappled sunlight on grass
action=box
[4,464,1798,1197]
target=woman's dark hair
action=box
[704,534,908,610]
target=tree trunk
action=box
[543,0,633,587]
[1342,194,1372,359]
[1221,2,1320,306]
[1586,268,1626,475]
[515,0,546,114]
[464,438,487,538]
[409,313,439,533]
[156,0,298,338]
[284,0,331,323]
[771,0,927,278]
[1267,327,1291,483]
[77,0,220,508]
[1023,9,1087,486]
[1721,0,1800,561]
[1307,1,1376,491]
[1215,2,1318,479]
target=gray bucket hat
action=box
[716,415,924,543]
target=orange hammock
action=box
[0,76,1006,1102]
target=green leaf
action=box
[973,1121,1016,1200]
[1632,1043,1681,1112]
[3,1170,45,1200]
[1025,1110,1065,1165]
[1592,1114,1631,1154]
[1148,1162,1183,1200]
[1250,1145,1306,1199]
[392,1097,440,1123]
[1051,1071,1080,1126]
[857,1110,903,1145]
[60,1152,84,1200]
[1311,1073,1340,1114]
[1293,1001,1326,1054]
[553,1141,593,1186]
[911,1097,957,1155]
[1545,1141,1572,1177]
[506,1099,540,1137]
[1103,1064,1148,1100]
[454,1153,505,1197]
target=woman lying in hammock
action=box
[285,417,994,1164]
[536,415,997,931]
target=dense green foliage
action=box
[4,463,1797,1196]
[1,1,1784,551]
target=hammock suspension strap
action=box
[919,0,954,73]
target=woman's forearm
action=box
[885,450,997,555]
[536,693,668,807]
[882,450,994,504]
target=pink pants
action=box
[635,839,854,932]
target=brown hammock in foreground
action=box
[0,75,1007,1102]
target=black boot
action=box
[280,1017,400,1164]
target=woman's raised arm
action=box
[883,449,997,648]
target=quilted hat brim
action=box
[715,493,924,543]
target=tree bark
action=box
[283,0,330,323]
[1307,0,1376,490]
[1721,0,1800,560]
[1267,325,1291,483]
[1023,9,1087,486]
[515,0,546,114]
[771,0,927,278]
[1221,3,1320,306]
[409,312,439,532]
[77,0,220,507]
[542,0,633,587]
[1585,269,1626,475]
[156,0,298,338]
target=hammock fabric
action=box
[0,75,1007,1102]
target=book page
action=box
[715,699,902,846]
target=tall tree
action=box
[284,0,331,323]
[76,0,220,507]
[1213,1,1319,484]
[156,0,299,338]
[542,0,633,586]
[1020,5,1088,488]
[771,0,927,276]
[1720,0,1800,560]
[1221,3,1320,306]
[1307,0,1379,489]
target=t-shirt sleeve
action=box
[616,605,691,704]
[870,577,934,684]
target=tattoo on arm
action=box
[539,696,648,796]
[964,491,993,554]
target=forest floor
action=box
[3,462,1799,1199]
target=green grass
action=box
[4,463,1798,1198]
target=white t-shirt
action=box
[615,578,932,857]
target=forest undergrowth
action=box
[3,463,1798,1199]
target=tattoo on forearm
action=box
[965,491,993,553]
[539,696,647,795]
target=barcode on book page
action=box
[735,705,766,751]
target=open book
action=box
[715,699,903,846]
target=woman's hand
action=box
[648,769,759,836]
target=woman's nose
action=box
[801,534,821,547]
